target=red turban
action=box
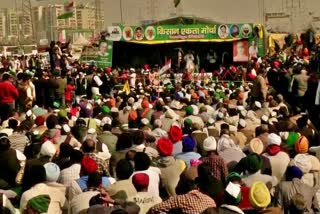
[169,125,183,143]
[81,156,98,174]
[106,67,112,73]
[157,138,173,156]
[35,116,45,126]
[273,61,281,68]
[132,173,149,190]
[129,110,138,121]
[107,99,116,108]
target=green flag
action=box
[174,0,181,8]
[57,0,74,19]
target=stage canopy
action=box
[96,17,264,68]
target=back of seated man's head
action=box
[82,139,95,153]
[102,124,112,132]
[220,129,230,136]
[70,150,84,164]
[255,125,269,137]
[8,119,18,130]
[116,159,133,180]
[220,123,229,131]
[87,172,102,189]
[0,134,10,151]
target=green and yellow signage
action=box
[104,24,254,44]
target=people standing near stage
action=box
[0,73,19,121]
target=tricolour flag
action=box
[123,80,131,95]
[159,59,171,76]
[57,0,75,19]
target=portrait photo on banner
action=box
[233,40,249,62]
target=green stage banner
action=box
[104,24,253,42]
[97,40,113,69]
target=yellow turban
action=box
[249,182,271,208]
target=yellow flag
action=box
[258,24,264,39]
[123,80,130,95]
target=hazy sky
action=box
[2,0,320,28]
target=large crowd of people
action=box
[0,40,320,214]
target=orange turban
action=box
[107,99,116,108]
[295,136,309,154]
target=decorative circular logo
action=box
[123,26,133,41]
[230,25,240,38]
[134,26,144,41]
[145,26,156,40]
[241,24,252,38]
[218,24,229,39]
[107,26,122,41]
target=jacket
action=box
[65,84,75,102]
[0,81,19,104]
[0,148,20,189]
[262,151,290,183]
[157,156,185,197]
[97,131,118,153]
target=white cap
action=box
[40,141,56,157]
[203,136,217,151]
[239,119,246,128]
[237,105,245,111]
[141,118,149,125]
[269,118,278,125]
[191,105,199,115]
[101,117,112,126]
[208,118,215,125]
[240,110,247,118]
[94,119,101,127]
[267,133,281,146]
[26,110,32,117]
[121,124,129,130]
[154,119,162,127]
[55,125,61,129]
[293,154,312,173]
[88,128,96,134]
[254,101,262,109]
[217,112,224,119]
[271,111,277,117]
[86,103,93,110]
[62,124,71,133]
[261,115,269,123]
[111,107,119,113]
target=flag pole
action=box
[120,0,123,24]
